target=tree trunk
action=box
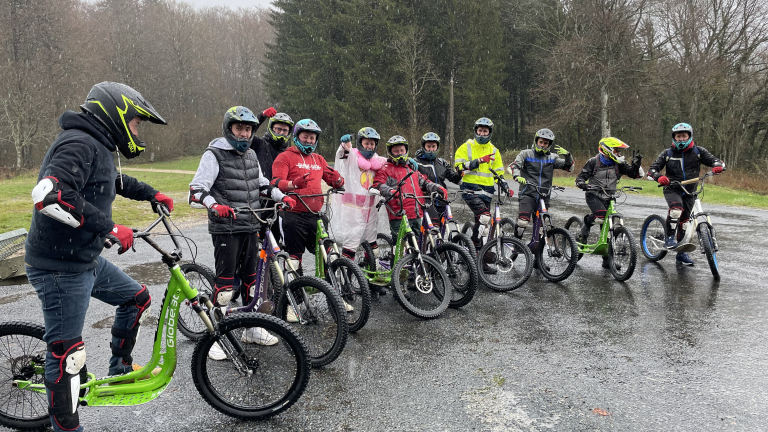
[601,81,610,138]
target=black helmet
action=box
[386,135,409,165]
[223,106,259,152]
[356,127,380,160]
[267,113,294,145]
[420,132,441,148]
[474,117,494,144]
[80,82,166,159]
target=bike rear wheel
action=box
[328,257,371,332]
[0,322,49,430]
[500,217,516,238]
[697,224,720,280]
[478,237,534,291]
[178,263,215,340]
[435,242,478,308]
[191,313,310,420]
[536,227,579,282]
[608,226,637,281]
[275,276,348,367]
[640,214,668,262]
[447,231,477,261]
[392,253,451,319]
[563,216,585,261]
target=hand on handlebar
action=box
[150,192,174,214]
[211,204,236,218]
[281,196,296,210]
[575,180,587,190]
[657,175,670,186]
[105,224,135,254]
[515,176,527,185]
[712,166,723,174]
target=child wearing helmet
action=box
[328,127,389,294]
[508,128,574,240]
[575,137,644,267]
[189,106,295,351]
[372,136,448,244]
[647,123,725,266]
[271,119,345,277]
[454,118,509,258]
[414,132,463,221]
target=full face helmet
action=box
[598,137,629,163]
[221,106,259,152]
[671,123,693,150]
[267,113,294,145]
[356,127,380,160]
[80,81,167,159]
[293,119,322,155]
[533,128,555,155]
[420,132,440,161]
[386,135,409,165]
[474,117,494,144]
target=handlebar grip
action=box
[104,239,114,249]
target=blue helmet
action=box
[222,106,258,152]
[293,119,322,155]
[671,123,693,150]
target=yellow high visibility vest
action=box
[454,139,504,187]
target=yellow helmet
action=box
[598,137,629,163]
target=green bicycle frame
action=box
[314,219,341,279]
[361,215,413,285]
[576,199,622,256]
[14,265,206,407]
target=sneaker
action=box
[241,327,278,345]
[109,363,162,385]
[208,342,227,360]
[676,252,694,266]
[665,235,677,249]
[343,300,354,312]
[286,305,299,323]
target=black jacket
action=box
[414,149,463,187]
[249,113,289,180]
[576,156,641,200]
[25,111,158,272]
[207,146,265,234]
[647,144,723,192]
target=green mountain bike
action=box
[0,209,311,429]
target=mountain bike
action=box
[513,185,579,282]
[231,205,349,367]
[378,192,478,308]
[283,188,371,333]
[0,206,310,429]
[638,171,721,280]
[359,170,452,319]
[459,172,534,291]
[564,185,641,282]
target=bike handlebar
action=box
[285,188,345,216]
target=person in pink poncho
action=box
[328,127,388,295]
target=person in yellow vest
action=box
[454,118,510,267]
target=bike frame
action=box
[672,175,718,252]
[13,214,211,407]
[576,198,624,256]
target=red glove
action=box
[712,166,723,174]
[262,107,277,118]
[106,224,134,254]
[292,173,310,189]
[282,196,296,210]
[210,204,235,218]
[438,186,448,200]
[333,176,345,188]
[657,176,670,186]
[151,192,174,213]
[478,154,493,164]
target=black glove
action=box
[575,180,587,190]
[632,150,643,167]
[467,159,481,171]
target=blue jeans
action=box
[26,256,148,432]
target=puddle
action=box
[123,261,171,286]
[0,290,36,305]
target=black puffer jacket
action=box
[249,113,289,180]
[414,149,463,188]
[207,147,264,234]
[647,143,723,192]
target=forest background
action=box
[2,0,767,192]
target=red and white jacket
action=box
[372,162,441,221]
[272,147,344,213]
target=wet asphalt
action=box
[1,183,766,431]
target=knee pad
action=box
[515,217,529,238]
[476,213,492,238]
[593,217,604,225]
[212,277,234,307]
[516,218,529,228]
[46,337,85,430]
[288,257,303,276]
[371,243,380,258]
[669,208,682,220]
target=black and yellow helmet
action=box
[267,113,294,145]
[386,135,409,165]
[598,137,629,163]
[80,82,166,159]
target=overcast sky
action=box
[179,0,274,9]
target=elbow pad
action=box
[188,187,210,209]
[32,177,84,228]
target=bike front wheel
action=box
[478,237,534,291]
[191,313,311,420]
[435,242,478,308]
[328,257,371,332]
[536,227,579,282]
[178,263,215,340]
[392,254,451,319]
[608,226,637,281]
[697,224,720,280]
[0,322,49,430]
[275,276,349,367]
[640,214,668,262]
